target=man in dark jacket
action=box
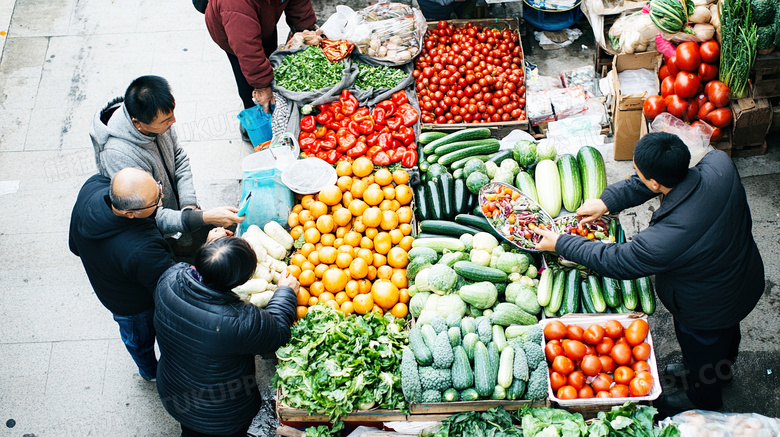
[69,168,176,381]
[205,0,317,139]
[535,132,765,414]
[154,235,298,437]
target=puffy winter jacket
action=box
[556,150,764,330]
[154,263,296,434]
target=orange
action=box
[397,206,413,223]
[333,209,353,227]
[363,175,376,186]
[309,281,325,297]
[399,223,413,236]
[300,261,315,273]
[350,180,367,198]
[378,199,394,211]
[372,305,384,316]
[367,265,377,281]
[319,185,342,206]
[292,204,303,214]
[323,268,349,293]
[389,199,401,211]
[320,233,336,247]
[333,237,344,249]
[387,247,408,268]
[316,215,335,234]
[353,293,374,315]
[380,210,399,231]
[348,199,368,216]
[372,252,387,268]
[303,220,316,231]
[301,195,315,210]
[391,270,408,289]
[336,251,354,269]
[374,168,394,186]
[304,227,321,244]
[356,248,373,264]
[349,257,369,279]
[296,306,308,319]
[335,225,350,238]
[338,244,355,255]
[352,216,367,233]
[315,242,324,251]
[389,229,404,245]
[377,265,393,280]
[344,231,362,247]
[336,161,353,177]
[395,184,413,205]
[340,301,355,315]
[330,204,343,213]
[318,246,338,265]
[298,209,313,224]
[341,191,354,208]
[362,207,382,228]
[307,296,319,306]
[345,280,360,298]
[290,225,304,240]
[314,263,329,279]
[359,236,374,250]
[374,232,392,255]
[299,242,316,258]
[382,185,396,200]
[358,279,372,294]
[398,287,410,304]
[290,253,307,268]
[288,212,300,228]
[287,265,302,279]
[309,201,328,219]
[399,235,415,251]
[299,270,316,287]
[352,157,374,177]
[364,227,379,240]
[296,288,311,306]
[393,169,410,185]
[324,300,339,310]
[371,280,400,310]
[319,291,335,303]
[363,187,384,206]
[390,302,409,319]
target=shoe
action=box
[240,124,251,143]
[653,390,698,417]
[663,363,733,386]
[141,376,156,382]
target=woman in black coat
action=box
[154,228,298,437]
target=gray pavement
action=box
[0,1,778,436]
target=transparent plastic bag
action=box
[344,2,427,66]
[527,90,556,126]
[650,113,713,167]
[608,11,659,54]
[617,68,658,96]
[550,85,589,120]
[659,410,780,437]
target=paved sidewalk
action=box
[0,0,778,436]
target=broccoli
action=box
[419,366,452,392]
[521,324,544,346]
[513,346,529,381]
[421,389,442,403]
[523,341,545,370]
[431,315,448,334]
[477,318,493,344]
[524,362,549,400]
[445,312,461,329]
[433,331,454,369]
[401,347,422,403]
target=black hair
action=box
[194,237,257,293]
[633,132,690,188]
[124,76,175,124]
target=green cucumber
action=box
[587,274,607,313]
[438,172,456,221]
[580,280,597,313]
[413,183,429,221]
[487,149,514,164]
[577,146,607,200]
[415,232,452,239]
[427,154,440,163]
[422,128,492,155]
[453,178,469,214]
[452,168,463,180]
[419,131,448,145]
[560,268,581,315]
[620,279,639,310]
[454,214,494,234]
[515,171,538,203]
[636,276,656,314]
[557,154,583,212]
[426,180,444,221]
[451,154,492,171]
[453,261,509,283]
[536,267,555,307]
[419,220,480,236]
[411,237,467,253]
[547,269,566,314]
[437,143,501,166]
[434,138,500,156]
[418,145,428,172]
[602,276,622,308]
[608,218,618,242]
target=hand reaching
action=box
[202,206,244,227]
[278,272,300,294]
[534,228,560,252]
[576,199,609,225]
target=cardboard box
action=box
[730,94,772,150]
[752,51,780,99]
[611,52,663,161]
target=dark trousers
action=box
[181,423,250,437]
[674,318,740,410]
[416,0,476,21]
[226,31,278,110]
[112,309,157,379]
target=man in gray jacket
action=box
[90,76,242,252]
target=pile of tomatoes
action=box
[543,318,655,400]
[643,40,732,142]
[413,21,526,124]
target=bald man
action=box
[69,168,176,381]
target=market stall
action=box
[225,0,778,435]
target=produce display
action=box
[479,183,556,250]
[232,223,293,307]
[298,90,419,165]
[355,62,408,90]
[286,161,415,320]
[413,22,526,124]
[543,318,657,401]
[274,46,346,92]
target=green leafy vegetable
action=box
[275,46,345,92]
[304,420,344,437]
[355,63,407,90]
[587,402,681,437]
[422,406,522,437]
[719,0,758,98]
[517,406,588,437]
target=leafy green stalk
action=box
[355,63,407,90]
[719,0,758,98]
[275,46,345,92]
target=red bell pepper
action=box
[391,126,415,146]
[347,120,360,137]
[358,119,374,135]
[346,142,368,158]
[401,149,418,168]
[372,107,386,126]
[320,132,337,150]
[316,151,328,160]
[392,91,409,106]
[300,115,316,132]
[324,150,340,164]
[366,132,380,147]
[340,90,359,117]
[386,116,402,131]
[372,151,391,166]
[314,125,328,139]
[334,112,346,122]
[377,132,393,151]
[317,104,330,114]
[376,100,396,117]
[336,127,357,152]
[329,101,342,114]
[327,121,341,131]
[351,107,371,122]
[315,111,333,125]
[299,135,316,151]
[398,104,419,127]
[366,145,383,160]
[389,146,406,163]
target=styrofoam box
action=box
[539,313,662,408]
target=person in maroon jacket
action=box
[205,0,317,140]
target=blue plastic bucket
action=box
[237,149,294,235]
[523,0,583,31]
[237,105,273,146]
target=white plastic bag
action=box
[343,2,427,65]
[650,113,713,167]
[617,68,658,96]
[659,410,780,437]
[320,6,358,40]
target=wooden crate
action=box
[770,99,780,133]
[409,398,548,415]
[752,51,780,99]
[731,141,768,158]
[730,94,772,150]
[276,389,407,427]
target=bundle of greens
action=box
[422,407,523,437]
[587,402,680,437]
[355,63,407,90]
[719,0,758,98]
[274,46,345,92]
[517,406,588,437]
[273,305,408,422]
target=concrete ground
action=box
[0,0,777,436]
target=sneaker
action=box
[663,363,733,386]
[141,375,156,382]
[653,390,699,418]
[239,124,251,143]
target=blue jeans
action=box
[112,309,158,379]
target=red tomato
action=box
[695,92,708,107]
[596,391,612,399]
[660,76,675,98]
[658,65,673,81]
[603,320,623,339]
[567,370,585,390]
[584,344,597,357]
[552,355,575,375]
[706,80,731,107]
[610,383,630,398]
[636,370,654,383]
[674,71,700,99]
[545,341,564,362]
[544,320,567,341]
[624,319,650,346]
[698,62,718,82]
[599,355,616,373]
[591,373,613,393]
[700,40,720,64]
[698,101,716,121]
[550,371,568,391]
[614,365,636,385]
[665,56,681,77]
[580,355,603,377]
[642,95,667,120]
[610,343,633,366]
[676,42,702,72]
[711,126,723,141]
[578,385,595,399]
[557,385,578,400]
[629,374,653,397]
[665,95,689,119]
[632,360,651,373]
[566,325,585,341]
[563,340,587,361]
[632,342,652,361]
[685,99,699,122]
[596,337,615,355]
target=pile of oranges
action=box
[286,157,415,320]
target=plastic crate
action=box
[523,0,582,32]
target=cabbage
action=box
[485,161,499,179]
[436,294,467,319]
[459,233,473,251]
[536,140,557,162]
[409,291,431,318]
[492,169,515,185]
[463,158,488,179]
[500,159,521,175]
[513,140,538,167]
[472,232,499,252]
[428,264,458,295]
[470,249,492,266]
